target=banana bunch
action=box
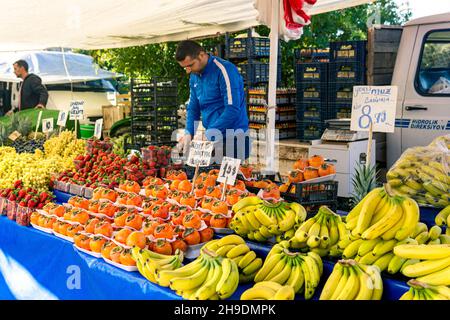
[345,186,420,241]
[386,147,449,208]
[399,279,450,300]
[131,247,184,283]
[156,248,239,300]
[435,205,450,227]
[241,281,295,300]
[293,206,349,257]
[320,260,383,300]
[393,244,450,286]
[254,241,323,300]
[409,223,450,245]
[230,196,307,243]
[202,235,263,283]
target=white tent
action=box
[0,50,122,84]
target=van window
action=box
[415,29,450,96]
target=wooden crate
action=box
[117,93,131,117]
[102,105,125,131]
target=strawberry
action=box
[18,189,27,198]
[39,192,49,203]
[37,203,45,209]
[19,201,27,207]
[14,180,22,188]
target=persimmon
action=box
[152,239,173,255]
[182,228,201,245]
[88,200,100,213]
[143,177,163,187]
[72,209,90,225]
[102,189,118,202]
[209,214,228,228]
[201,212,212,226]
[262,185,281,200]
[182,213,202,229]
[288,170,304,183]
[126,194,143,207]
[294,158,309,171]
[168,203,179,213]
[180,194,196,208]
[50,205,66,217]
[171,211,185,226]
[109,246,124,263]
[85,217,101,234]
[98,202,117,218]
[201,197,215,211]
[170,179,181,191]
[208,169,220,177]
[234,180,246,191]
[52,220,63,234]
[211,200,229,215]
[119,248,136,266]
[279,183,290,193]
[67,196,78,206]
[78,235,91,251]
[126,181,141,194]
[304,167,319,180]
[239,164,253,178]
[142,220,160,236]
[101,241,117,260]
[144,185,155,197]
[59,222,71,236]
[171,239,188,253]
[192,210,203,218]
[114,211,130,227]
[151,204,169,220]
[92,187,104,200]
[73,233,84,248]
[63,210,72,221]
[169,190,182,204]
[94,221,113,238]
[195,173,208,185]
[154,223,174,239]
[318,163,335,176]
[177,180,192,193]
[114,228,132,244]
[30,212,40,225]
[175,171,188,181]
[309,155,324,168]
[126,231,147,249]
[67,224,84,238]
[43,216,57,229]
[90,236,107,253]
[206,186,221,199]
[119,182,127,191]
[125,214,144,230]
[253,180,270,189]
[76,198,90,210]
[199,227,214,243]
[153,185,168,199]
[43,202,57,213]
[173,225,185,238]
[117,193,129,205]
[204,175,217,187]
[194,183,207,198]
[226,190,240,206]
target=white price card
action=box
[69,100,85,120]
[187,140,214,167]
[94,119,103,139]
[57,110,69,127]
[217,157,241,186]
[42,118,54,133]
[350,86,398,133]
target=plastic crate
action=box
[296,63,328,82]
[226,37,280,59]
[16,205,32,226]
[282,180,338,205]
[296,101,329,122]
[237,62,281,84]
[294,48,330,63]
[330,40,367,63]
[328,102,352,119]
[328,81,362,104]
[329,62,366,83]
[296,120,326,141]
[0,197,7,216]
[296,82,327,104]
[6,200,17,221]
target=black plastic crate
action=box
[184,164,221,180]
[296,82,327,103]
[330,40,367,62]
[329,61,366,83]
[226,37,281,59]
[282,180,338,205]
[296,101,329,122]
[296,120,326,141]
[296,63,328,82]
[294,48,330,63]
[328,102,353,119]
[237,62,282,84]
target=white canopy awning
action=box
[0,0,373,51]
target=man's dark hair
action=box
[175,40,204,61]
[14,60,29,72]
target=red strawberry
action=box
[14,180,22,188]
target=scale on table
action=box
[321,119,369,142]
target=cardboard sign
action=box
[217,157,241,186]
[94,119,103,139]
[8,131,21,141]
[57,110,69,127]
[69,100,85,120]
[187,141,214,167]
[350,86,398,133]
[42,118,54,133]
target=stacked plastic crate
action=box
[128,78,178,150]
[328,41,367,120]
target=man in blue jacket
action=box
[175,40,250,162]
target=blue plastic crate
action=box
[328,81,364,104]
[237,62,282,84]
[226,37,281,59]
[330,40,367,62]
[329,61,366,83]
[296,81,328,104]
[296,62,329,82]
[296,120,326,141]
[328,102,353,119]
[296,101,330,122]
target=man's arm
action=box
[185,79,201,136]
[208,64,242,132]
[29,76,49,107]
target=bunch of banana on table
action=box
[393,243,450,286]
[292,205,349,257]
[202,235,263,283]
[156,248,240,300]
[229,196,307,243]
[241,281,295,300]
[320,259,383,300]
[400,279,450,300]
[435,205,450,228]
[131,247,184,283]
[254,241,323,300]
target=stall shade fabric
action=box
[0,0,373,51]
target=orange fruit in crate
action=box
[294,158,309,171]
[288,170,304,183]
[171,239,188,253]
[153,223,175,239]
[126,194,143,207]
[318,163,335,177]
[195,173,208,185]
[43,202,57,212]
[125,214,144,230]
[126,231,147,249]
[309,155,324,168]
[194,183,207,198]
[90,236,107,253]
[199,228,214,243]
[109,246,124,263]
[95,221,113,238]
[182,228,201,245]
[182,213,202,229]
[119,182,127,191]
[101,241,116,260]
[239,165,253,179]
[67,196,78,206]
[234,180,246,192]
[98,202,117,218]
[151,204,170,220]
[211,200,229,215]
[206,186,221,199]
[119,248,136,266]
[114,228,133,244]
[304,167,319,180]
[151,239,173,256]
[171,211,185,226]
[63,210,73,221]
[153,185,169,199]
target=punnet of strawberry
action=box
[0,180,55,209]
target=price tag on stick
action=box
[94,119,103,139]
[34,110,43,140]
[42,118,54,133]
[69,101,85,121]
[217,157,241,186]
[57,110,69,133]
[187,141,214,167]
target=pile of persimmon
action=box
[92,188,118,202]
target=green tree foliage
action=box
[83,0,411,102]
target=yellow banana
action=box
[216,258,239,299]
[372,239,398,256]
[217,235,246,247]
[361,199,403,240]
[285,258,304,293]
[192,260,223,300]
[258,225,274,238]
[358,264,383,300]
[330,266,349,300]
[238,251,257,269]
[415,231,430,244]
[429,225,443,240]
[439,234,450,244]
[343,239,364,259]
[412,222,428,238]
[381,206,405,240]
[319,262,344,300]
[373,253,395,272]
[216,244,237,257]
[253,207,276,227]
[393,244,450,260]
[242,257,263,276]
[254,253,283,283]
[232,196,262,213]
[226,244,250,259]
[271,285,295,300]
[352,187,384,237]
[300,258,315,300]
[169,260,210,291]
[359,251,382,265]
[435,205,450,226]
[354,264,374,300]
[269,258,292,285]
[416,266,450,286]
[278,209,296,232]
[387,255,408,274]
[399,290,414,300]
[336,265,360,300]
[328,216,340,246]
[402,256,450,278]
[358,239,382,257]
[254,281,282,291]
[245,210,262,230]
[241,286,276,300]
[395,197,420,241]
[400,259,420,273]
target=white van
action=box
[387,13,450,167]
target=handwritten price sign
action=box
[187,141,214,167]
[350,86,398,133]
[217,157,241,186]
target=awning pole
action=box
[265,0,279,175]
